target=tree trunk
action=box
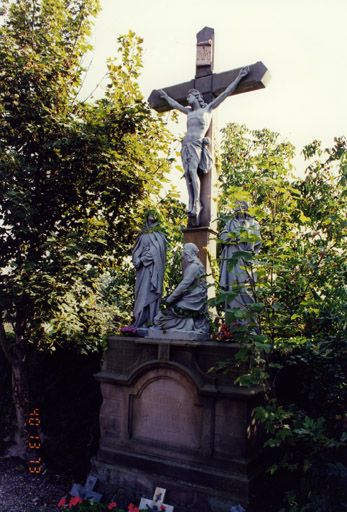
[12,358,31,457]
[0,320,32,458]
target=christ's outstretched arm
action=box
[207,66,249,112]
[158,89,190,114]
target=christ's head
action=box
[187,89,207,109]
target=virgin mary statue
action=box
[132,212,166,328]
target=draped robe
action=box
[132,229,166,327]
[219,214,261,316]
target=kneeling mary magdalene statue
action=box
[154,243,209,334]
[132,211,166,328]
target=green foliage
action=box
[0,0,174,348]
[156,192,186,298]
[214,124,347,511]
[96,266,134,332]
[0,0,177,450]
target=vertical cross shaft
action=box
[183,27,217,277]
[193,27,217,229]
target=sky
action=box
[83,0,347,181]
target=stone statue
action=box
[158,66,249,221]
[154,243,209,334]
[132,212,166,328]
[219,201,261,324]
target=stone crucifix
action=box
[148,27,270,232]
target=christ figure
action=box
[158,66,249,220]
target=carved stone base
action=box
[147,328,209,341]
[92,336,265,511]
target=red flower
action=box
[69,496,82,508]
[108,502,117,510]
[160,506,166,511]
[128,505,139,512]
[57,498,66,507]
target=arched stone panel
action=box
[129,367,204,453]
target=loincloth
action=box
[181,138,212,174]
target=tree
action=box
[214,124,347,511]
[0,0,174,455]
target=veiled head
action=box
[182,242,198,263]
[234,200,249,212]
[145,209,160,229]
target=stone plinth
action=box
[182,227,217,304]
[147,328,209,341]
[92,336,265,511]
[182,227,217,271]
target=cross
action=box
[148,27,270,272]
[139,486,174,512]
[70,475,102,503]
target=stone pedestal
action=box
[92,336,265,511]
[182,227,217,271]
[182,227,217,304]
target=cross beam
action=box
[148,61,270,113]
